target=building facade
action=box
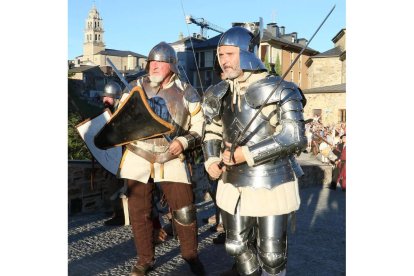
[303,29,346,125]
[260,23,319,89]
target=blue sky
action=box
[68,0,346,60]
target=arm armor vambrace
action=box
[202,139,222,161]
[183,131,202,150]
[248,114,307,166]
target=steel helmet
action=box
[145,41,179,74]
[217,26,266,72]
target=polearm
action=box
[224,5,336,164]
[106,57,192,182]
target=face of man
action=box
[102,96,115,107]
[218,45,243,80]
[148,60,173,87]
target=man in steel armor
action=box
[117,42,205,275]
[202,26,307,276]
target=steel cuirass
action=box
[223,74,307,189]
[221,84,295,189]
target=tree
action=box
[275,54,282,76]
[264,54,272,73]
[68,112,91,160]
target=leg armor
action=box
[221,207,260,276]
[257,214,288,275]
[172,204,196,226]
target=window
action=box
[205,71,213,87]
[205,51,214,67]
[95,34,97,41]
[199,52,205,68]
[290,52,294,63]
[290,70,294,82]
[94,22,96,28]
[193,71,199,88]
[338,109,346,122]
[261,45,269,61]
[299,55,302,69]
[298,72,301,87]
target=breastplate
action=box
[221,91,275,146]
[140,77,190,148]
[221,90,294,189]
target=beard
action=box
[149,75,164,88]
[222,66,242,80]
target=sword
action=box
[106,58,133,91]
[221,5,336,167]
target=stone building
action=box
[303,29,346,125]
[73,4,147,73]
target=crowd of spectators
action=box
[305,116,346,192]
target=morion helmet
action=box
[217,26,266,72]
[145,41,179,74]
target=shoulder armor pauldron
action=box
[183,84,201,103]
[245,75,302,108]
[201,80,229,122]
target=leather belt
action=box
[126,144,177,164]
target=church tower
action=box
[82,4,105,63]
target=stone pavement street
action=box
[68,181,345,275]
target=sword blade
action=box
[106,57,133,92]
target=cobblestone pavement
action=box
[68,183,345,275]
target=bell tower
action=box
[82,4,105,62]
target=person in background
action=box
[101,81,126,226]
[336,134,346,191]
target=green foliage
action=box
[264,54,272,73]
[68,80,102,118]
[68,112,92,160]
[275,54,282,76]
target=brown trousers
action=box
[127,179,198,265]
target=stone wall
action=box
[304,92,346,126]
[68,158,333,214]
[308,57,343,88]
[68,160,116,215]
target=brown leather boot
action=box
[130,263,153,276]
